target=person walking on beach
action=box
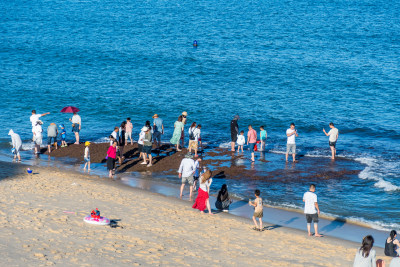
[32,120,43,154]
[47,123,58,154]
[192,170,213,215]
[106,141,117,178]
[69,112,81,144]
[188,122,200,157]
[152,114,164,150]
[247,125,257,162]
[303,184,322,237]
[125,118,133,145]
[323,122,339,160]
[353,235,385,267]
[260,126,267,151]
[230,115,239,152]
[142,126,153,167]
[180,111,188,149]
[83,141,91,172]
[178,153,195,199]
[30,110,50,139]
[170,115,184,151]
[286,123,298,162]
[8,129,22,162]
[249,189,263,231]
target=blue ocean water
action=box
[1,0,400,230]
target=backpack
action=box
[189,128,195,140]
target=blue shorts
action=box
[84,157,90,163]
[153,131,162,142]
[249,143,256,152]
[47,136,57,145]
[72,124,80,133]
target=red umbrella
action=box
[61,106,80,113]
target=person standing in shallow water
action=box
[30,110,50,139]
[286,123,298,162]
[247,125,257,162]
[8,129,22,162]
[230,115,239,152]
[323,122,339,160]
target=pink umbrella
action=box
[61,106,80,113]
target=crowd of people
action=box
[230,115,340,162]
[8,111,400,266]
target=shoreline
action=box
[1,161,392,266]
[4,142,394,234]
[0,152,391,248]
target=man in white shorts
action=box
[323,122,339,160]
[286,123,298,162]
[303,184,322,237]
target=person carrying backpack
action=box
[188,122,201,157]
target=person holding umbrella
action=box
[61,106,81,145]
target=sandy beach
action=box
[0,161,392,266]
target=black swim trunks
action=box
[329,141,337,147]
[306,213,319,223]
[231,132,238,142]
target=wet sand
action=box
[0,161,391,266]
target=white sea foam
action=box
[218,142,231,148]
[374,179,400,192]
[93,137,110,144]
[20,142,47,150]
[355,157,400,192]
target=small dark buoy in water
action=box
[193,40,198,47]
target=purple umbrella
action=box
[61,106,80,113]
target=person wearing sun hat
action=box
[152,114,164,150]
[83,141,91,172]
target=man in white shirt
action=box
[178,153,195,200]
[323,122,339,160]
[303,184,322,237]
[69,112,81,144]
[286,123,298,162]
[30,110,50,139]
